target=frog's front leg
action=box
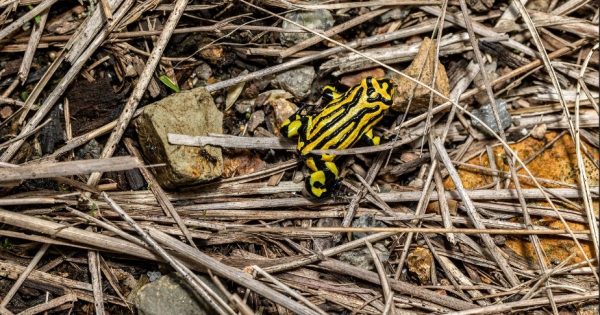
[321,85,344,104]
[280,105,310,138]
[360,129,381,146]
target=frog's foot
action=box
[360,129,381,146]
[305,169,338,199]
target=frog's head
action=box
[362,77,395,106]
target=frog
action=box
[279,77,395,198]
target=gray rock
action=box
[135,88,223,188]
[194,62,212,81]
[471,99,512,136]
[312,218,341,251]
[280,10,334,46]
[235,99,254,115]
[135,273,225,315]
[247,110,265,132]
[379,8,409,23]
[351,215,386,240]
[76,139,102,160]
[338,243,390,271]
[338,215,390,270]
[147,271,162,282]
[273,66,316,99]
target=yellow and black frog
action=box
[280,77,395,198]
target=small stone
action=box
[338,242,390,271]
[135,273,225,315]
[0,106,12,119]
[76,139,103,159]
[235,99,254,115]
[135,88,223,188]
[313,218,341,251]
[222,150,266,178]
[351,215,386,240]
[194,62,212,81]
[530,123,547,140]
[270,98,298,132]
[426,199,458,215]
[471,99,512,136]
[526,0,550,11]
[147,271,162,282]
[247,110,265,132]
[466,0,495,12]
[379,8,409,23]
[473,61,498,105]
[280,10,334,47]
[242,83,260,99]
[407,247,433,284]
[493,235,506,246]
[339,68,385,87]
[392,38,450,114]
[273,66,316,99]
[199,46,224,64]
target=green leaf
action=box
[27,5,41,25]
[20,91,29,101]
[159,75,180,93]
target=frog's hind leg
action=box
[360,129,381,146]
[280,105,310,138]
[305,157,339,198]
[305,169,338,198]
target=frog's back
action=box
[300,78,393,154]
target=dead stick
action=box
[0,243,50,307]
[17,293,77,315]
[236,227,590,236]
[102,192,233,315]
[0,156,139,182]
[280,8,388,58]
[448,291,598,315]
[0,0,136,162]
[123,138,197,249]
[148,228,321,315]
[0,0,59,41]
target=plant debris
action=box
[0,1,597,314]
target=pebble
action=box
[270,98,298,131]
[135,273,225,315]
[392,38,450,114]
[247,110,265,132]
[379,8,409,23]
[235,99,255,115]
[471,99,512,136]
[272,66,316,99]
[530,123,547,140]
[194,62,212,81]
[135,88,223,188]
[0,106,13,119]
[280,10,334,47]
